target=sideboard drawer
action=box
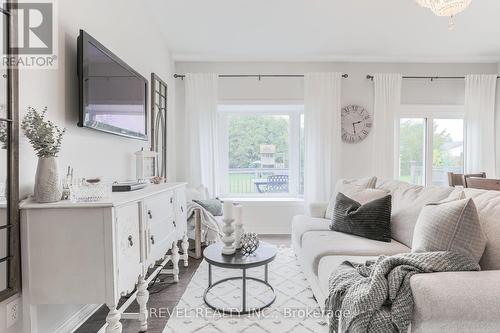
[115,203,142,295]
[144,191,174,225]
[147,217,175,267]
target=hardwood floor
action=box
[75,234,291,333]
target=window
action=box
[397,106,464,186]
[218,105,304,197]
[432,118,464,186]
[399,118,426,185]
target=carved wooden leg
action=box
[136,275,149,332]
[181,233,189,267]
[105,305,122,333]
[171,240,180,282]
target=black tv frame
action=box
[77,29,148,141]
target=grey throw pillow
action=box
[330,192,392,242]
[411,198,486,263]
[193,199,223,216]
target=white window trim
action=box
[396,104,465,186]
[218,103,304,198]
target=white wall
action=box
[174,61,498,233]
[497,63,500,177]
[0,1,176,332]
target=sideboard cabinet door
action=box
[115,203,142,296]
[144,191,175,267]
[174,188,187,238]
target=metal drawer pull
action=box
[148,210,152,219]
[128,235,134,247]
[181,206,184,213]
[150,235,155,245]
[170,197,173,204]
[173,221,176,228]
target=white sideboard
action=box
[20,183,188,333]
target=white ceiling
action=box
[144,0,500,63]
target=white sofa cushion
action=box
[376,180,455,247]
[291,214,330,254]
[317,255,376,303]
[299,230,410,276]
[411,270,500,332]
[463,188,500,270]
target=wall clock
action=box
[341,105,372,143]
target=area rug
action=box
[163,246,328,333]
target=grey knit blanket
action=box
[326,251,480,333]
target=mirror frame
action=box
[0,0,20,302]
[150,73,168,178]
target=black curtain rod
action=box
[366,74,500,81]
[173,73,349,80]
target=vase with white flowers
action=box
[21,107,66,203]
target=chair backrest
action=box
[448,172,486,187]
[448,172,464,186]
[464,177,500,191]
[266,175,289,192]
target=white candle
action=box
[223,200,234,220]
[235,205,243,225]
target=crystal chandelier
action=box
[416,0,472,29]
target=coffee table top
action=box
[203,242,277,269]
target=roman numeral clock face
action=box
[341,105,372,143]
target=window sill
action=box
[219,197,304,206]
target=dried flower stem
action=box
[21,106,66,158]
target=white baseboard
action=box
[54,304,101,333]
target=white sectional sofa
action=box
[292,179,500,332]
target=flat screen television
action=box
[77,30,148,140]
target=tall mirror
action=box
[150,73,167,178]
[0,2,20,302]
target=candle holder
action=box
[233,204,244,250]
[240,232,259,255]
[233,220,244,250]
[221,218,236,255]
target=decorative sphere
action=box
[240,232,259,255]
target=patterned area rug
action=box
[164,246,329,333]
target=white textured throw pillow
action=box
[412,198,486,263]
[348,188,389,205]
[325,177,377,219]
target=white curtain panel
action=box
[304,72,343,204]
[185,73,221,197]
[372,73,402,179]
[464,74,498,177]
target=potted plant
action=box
[21,107,66,203]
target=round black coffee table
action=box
[203,242,277,314]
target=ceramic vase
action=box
[34,157,62,203]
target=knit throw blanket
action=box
[186,201,223,243]
[326,251,480,333]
